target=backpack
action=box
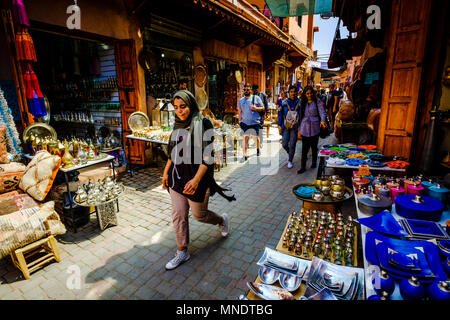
[284,101,299,130]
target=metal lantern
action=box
[160,98,175,130]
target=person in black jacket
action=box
[162,90,235,270]
[252,84,268,151]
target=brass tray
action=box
[128,112,149,132]
[292,183,353,204]
[195,87,208,110]
[23,123,57,144]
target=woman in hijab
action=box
[297,86,327,174]
[162,90,235,270]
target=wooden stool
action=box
[10,235,61,279]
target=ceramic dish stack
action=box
[365,231,448,284]
[303,256,365,300]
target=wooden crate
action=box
[9,235,61,279]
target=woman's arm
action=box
[183,163,208,195]
[162,159,173,190]
[318,100,327,122]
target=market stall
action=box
[316,143,408,179]
[353,171,450,300]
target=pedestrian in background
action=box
[252,84,268,149]
[238,83,265,161]
[276,89,286,111]
[297,86,327,174]
[162,90,234,270]
[278,85,301,169]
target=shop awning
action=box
[193,0,291,49]
[265,0,333,17]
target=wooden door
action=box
[114,39,145,164]
[377,0,432,159]
[224,84,239,114]
[247,62,262,88]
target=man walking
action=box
[238,83,264,162]
[252,84,268,149]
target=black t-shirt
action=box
[168,118,214,202]
[327,89,341,110]
[256,92,269,114]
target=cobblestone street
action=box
[0,129,350,300]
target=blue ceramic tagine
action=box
[428,281,450,300]
[400,276,427,300]
[372,270,395,295]
[443,257,450,276]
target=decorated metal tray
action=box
[128,111,149,132]
[292,183,354,204]
[246,282,296,300]
[23,123,57,144]
[73,185,125,207]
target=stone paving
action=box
[0,127,356,300]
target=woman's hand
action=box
[320,121,327,128]
[297,130,302,140]
[278,126,282,135]
[162,174,169,190]
[183,178,199,195]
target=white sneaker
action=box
[165,250,190,270]
[287,161,293,169]
[220,213,230,237]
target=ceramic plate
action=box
[404,219,448,240]
[357,210,409,237]
[364,231,448,282]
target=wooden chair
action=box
[9,235,61,279]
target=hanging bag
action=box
[284,101,298,130]
[327,0,352,68]
[315,101,332,139]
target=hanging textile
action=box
[265,0,333,17]
[0,89,22,160]
[12,0,30,27]
[23,67,47,118]
[15,28,37,62]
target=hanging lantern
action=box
[159,98,174,130]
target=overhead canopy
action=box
[265,0,333,17]
[313,62,348,77]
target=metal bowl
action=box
[279,273,302,292]
[333,178,345,186]
[312,192,324,201]
[321,185,331,195]
[331,190,345,199]
[258,266,280,285]
[321,179,332,187]
[331,184,346,192]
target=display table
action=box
[74,195,122,231]
[355,189,450,299]
[126,134,168,176]
[60,154,116,233]
[316,154,407,179]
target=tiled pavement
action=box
[0,128,356,300]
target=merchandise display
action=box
[303,256,365,300]
[73,176,124,206]
[275,209,359,267]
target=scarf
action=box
[169,90,235,202]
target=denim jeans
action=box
[282,128,298,162]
